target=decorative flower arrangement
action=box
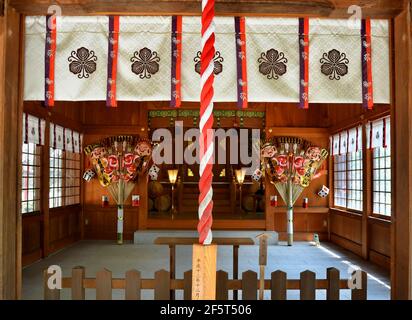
[259,136,328,245]
[84,136,153,244]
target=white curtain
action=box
[50,122,82,153]
[24,16,390,104]
[368,116,390,149]
[23,113,45,145]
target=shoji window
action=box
[346,151,363,211]
[331,126,363,211]
[21,143,41,213]
[49,148,63,208]
[64,151,81,205]
[21,113,45,214]
[333,154,347,208]
[49,123,82,208]
[369,116,391,216]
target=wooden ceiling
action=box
[8,0,406,18]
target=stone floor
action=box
[22,240,390,300]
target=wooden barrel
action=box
[248,182,260,195]
[154,195,171,212]
[148,181,164,199]
[258,197,266,212]
[242,195,255,212]
[148,198,154,211]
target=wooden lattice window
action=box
[21,143,41,214]
[372,146,391,216]
[49,148,81,208]
[346,151,363,211]
[49,148,63,208]
[333,151,363,211]
[64,151,81,205]
[333,154,347,208]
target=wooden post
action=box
[96,269,112,300]
[43,269,60,300]
[256,233,269,300]
[125,269,141,300]
[351,270,367,300]
[233,244,239,300]
[191,244,217,300]
[326,267,340,300]
[0,4,21,300]
[216,270,228,300]
[271,270,286,300]
[393,2,412,300]
[183,270,192,300]
[71,266,85,300]
[169,244,176,300]
[242,270,258,300]
[154,269,170,300]
[300,270,316,300]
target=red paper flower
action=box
[275,165,284,176]
[108,155,119,169]
[294,156,304,168]
[277,155,288,167]
[123,153,135,167]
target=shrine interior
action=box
[1,0,411,302]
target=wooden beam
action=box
[8,0,405,18]
[0,1,21,299]
[392,2,412,300]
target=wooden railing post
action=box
[43,269,60,300]
[351,270,367,300]
[96,269,112,300]
[242,270,257,300]
[300,270,316,300]
[125,269,141,300]
[183,270,192,300]
[155,270,170,300]
[216,270,229,300]
[326,267,340,300]
[271,270,286,300]
[72,266,85,300]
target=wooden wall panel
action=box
[329,210,362,244]
[22,214,42,266]
[48,206,81,254]
[328,103,390,132]
[329,209,391,269]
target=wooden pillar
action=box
[0,2,22,299]
[392,4,412,300]
[361,119,371,260]
[42,120,50,257]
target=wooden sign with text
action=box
[191,244,217,300]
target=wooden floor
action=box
[22,240,390,300]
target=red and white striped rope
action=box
[198,0,215,245]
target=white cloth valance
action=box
[331,125,362,156]
[50,123,82,153]
[367,116,390,149]
[24,16,390,104]
[23,113,45,145]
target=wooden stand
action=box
[191,244,217,300]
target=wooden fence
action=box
[44,266,367,300]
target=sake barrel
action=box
[242,195,255,212]
[148,181,164,199]
[248,182,260,195]
[154,195,171,212]
[148,198,154,211]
